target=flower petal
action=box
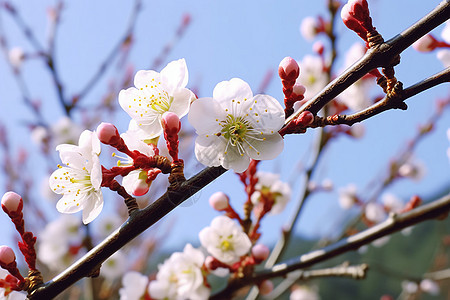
[246,94,285,131]
[194,135,224,168]
[245,133,284,160]
[188,98,227,135]
[160,58,188,93]
[213,78,253,112]
[168,87,194,119]
[81,191,103,224]
[133,70,160,90]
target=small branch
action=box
[424,268,450,281]
[267,262,368,300]
[75,0,142,102]
[211,194,450,299]
[284,0,450,124]
[311,68,450,127]
[28,166,227,299]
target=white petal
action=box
[168,87,195,118]
[245,133,284,160]
[221,146,251,173]
[247,94,285,131]
[56,192,87,214]
[160,58,189,93]
[194,135,224,168]
[188,98,226,135]
[82,191,103,224]
[213,78,253,111]
[90,156,102,189]
[133,70,160,90]
[137,118,163,139]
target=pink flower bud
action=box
[296,111,314,126]
[0,246,16,265]
[313,41,325,55]
[161,112,181,135]
[96,122,120,145]
[209,192,229,211]
[412,35,438,52]
[252,244,270,263]
[292,83,306,97]
[278,57,300,80]
[1,192,22,213]
[259,280,274,295]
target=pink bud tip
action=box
[0,246,16,265]
[297,111,314,126]
[1,192,22,213]
[278,57,300,80]
[132,180,151,197]
[162,112,181,134]
[313,41,325,55]
[259,280,274,295]
[96,122,120,144]
[252,244,270,262]
[292,83,306,97]
[209,192,229,211]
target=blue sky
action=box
[0,0,449,253]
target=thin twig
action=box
[311,68,450,127]
[210,194,450,299]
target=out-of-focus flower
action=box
[209,192,229,211]
[290,285,320,300]
[119,59,195,139]
[338,43,373,111]
[381,193,403,213]
[420,279,440,296]
[300,17,320,41]
[365,202,387,223]
[199,215,251,264]
[397,158,426,181]
[296,55,328,101]
[49,130,103,224]
[0,269,27,300]
[101,251,127,282]
[119,271,149,300]
[50,116,83,146]
[437,49,450,68]
[372,235,390,248]
[148,244,209,300]
[251,171,291,214]
[338,184,359,210]
[441,20,450,43]
[38,215,83,271]
[96,214,123,239]
[188,78,285,173]
[401,280,419,294]
[8,47,25,69]
[412,35,438,52]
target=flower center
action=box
[219,235,234,252]
[221,114,251,146]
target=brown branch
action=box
[284,0,450,124]
[311,67,450,127]
[267,262,368,300]
[28,166,227,299]
[210,193,450,299]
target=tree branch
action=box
[211,193,450,299]
[284,0,450,123]
[311,67,450,127]
[28,166,227,299]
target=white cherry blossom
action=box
[0,269,27,300]
[188,78,285,173]
[295,55,328,101]
[119,271,149,300]
[119,59,195,139]
[251,171,291,214]
[199,215,251,264]
[49,130,103,224]
[148,244,209,300]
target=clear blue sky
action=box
[0,0,448,253]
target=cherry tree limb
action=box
[211,193,450,299]
[285,0,450,123]
[311,67,450,127]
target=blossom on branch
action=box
[188,78,285,173]
[199,215,251,264]
[119,59,195,140]
[49,130,103,224]
[148,244,209,300]
[251,171,291,215]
